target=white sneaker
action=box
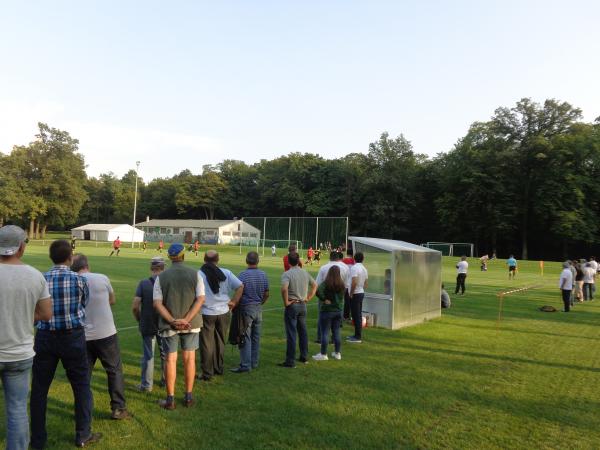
[312,353,328,361]
[330,352,341,360]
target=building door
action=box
[84,231,91,240]
[184,231,193,244]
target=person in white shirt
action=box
[314,251,350,343]
[0,225,52,450]
[271,244,276,257]
[347,252,368,343]
[71,254,131,420]
[582,262,595,301]
[559,261,574,312]
[589,256,598,297]
[197,250,244,381]
[455,256,469,295]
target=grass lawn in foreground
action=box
[1,244,599,449]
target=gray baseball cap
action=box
[150,256,165,268]
[0,225,27,256]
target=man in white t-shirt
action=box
[0,225,52,450]
[71,254,131,420]
[559,261,573,312]
[582,262,595,301]
[314,251,350,343]
[455,256,469,295]
[347,252,368,343]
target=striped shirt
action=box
[38,265,89,331]
[238,268,269,305]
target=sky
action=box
[1,1,599,181]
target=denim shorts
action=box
[162,332,199,354]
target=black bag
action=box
[228,307,248,347]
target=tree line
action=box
[1,98,599,260]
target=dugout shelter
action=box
[350,236,442,329]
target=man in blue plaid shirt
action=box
[30,240,102,449]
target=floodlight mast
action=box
[131,161,140,248]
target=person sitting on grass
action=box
[313,265,345,361]
[441,284,451,308]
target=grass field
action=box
[1,244,600,449]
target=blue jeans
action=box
[0,357,33,450]
[239,304,262,370]
[284,303,308,365]
[141,334,165,390]
[319,311,342,354]
[30,328,93,448]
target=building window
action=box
[242,232,249,237]
[173,227,180,234]
[160,228,167,234]
[222,231,231,236]
[232,231,241,237]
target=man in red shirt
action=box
[109,237,121,257]
[158,240,164,253]
[193,240,199,257]
[283,244,303,271]
[306,247,314,265]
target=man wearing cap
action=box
[30,240,101,448]
[132,256,166,392]
[71,254,131,420]
[0,225,52,450]
[153,243,205,410]
[198,250,244,380]
[230,251,269,373]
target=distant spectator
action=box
[589,256,598,296]
[582,262,595,301]
[559,261,573,312]
[507,255,517,280]
[0,225,52,450]
[132,256,166,392]
[441,284,451,308]
[72,254,131,420]
[455,256,468,295]
[574,261,584,302]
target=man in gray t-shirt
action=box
[0,225,52,449]
[278,253,317,368]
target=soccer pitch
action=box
[2,245,600,449]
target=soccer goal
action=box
[241,217,348,257]
[421,242,474,257]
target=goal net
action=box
[421,242,474,257]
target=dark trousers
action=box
[200,313,231,378]
[284,303,308,365]
[455,273,467,294]
[583,283,594,300]
[30,328,93,448]
[561,289,571,312]
[351,293,364,339]
[319,310,342,354]
[86,333,126,411]
[343,290,352,319]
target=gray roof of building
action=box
[136,219,258,230]
[349,236,440,253]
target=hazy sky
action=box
[1,1,599,180]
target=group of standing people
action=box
[278,245,368,366]
[559,257,598,312]
[454,254,519,295]
[0,226,128,449]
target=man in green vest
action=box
[153,243,205,410]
